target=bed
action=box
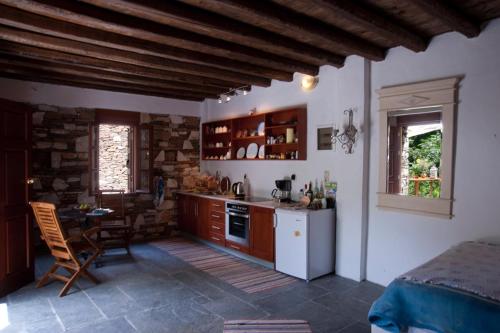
[368,241,500,333]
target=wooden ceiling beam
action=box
[0,0,323,74]
[0,42,240,89]
[0,66,206,101]
[179,0,385,61]
[81,0,344,67]
[273,0,427,52]
[0,5,296,80]
[409,0,480,38]
[0,26,271,87]
[0,55,226,95]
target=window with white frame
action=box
[377,77,460,218]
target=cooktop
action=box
[232,196,271,203]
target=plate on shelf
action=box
[257,122,265,136]
[246,143,258,159]
[258,145,265,159]
[236,147,246,159]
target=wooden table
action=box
[58,208,114,231]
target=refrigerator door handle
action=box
[273,214,277,228]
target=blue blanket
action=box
[368,279,500,333]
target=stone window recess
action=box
[98,124,131,191]
[89,110,153,194]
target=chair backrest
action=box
[96,189,125,219]
[30,202,76,261]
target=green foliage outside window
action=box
[408,130,442,198]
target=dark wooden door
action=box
[0,99,34,297]
[249,206,275,262]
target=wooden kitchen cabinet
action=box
[207,199,226,245]
[177,194,203,236]
[177,194,188,232]
[249,206,275,262]
[197,197,209,240]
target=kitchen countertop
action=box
[175,190,311,211]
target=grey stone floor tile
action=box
[172,271,230,301]
[124,283,198,309]
[277,300,353,333]
[310,274,359,294]
[6,282,60,305]
[84,284,144,318]
[2,243,382,333]
[253,290,309,316]
[126,305,206,333]
[0,318,64,333]
[5,297,56,326]
[337,321,371,333]
[201,295,267,320]
[66,317,136,333]
[49,291,105,330]
[342,281,385,304]
[314,291,372,323]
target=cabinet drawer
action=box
[208,232,225,246]
[209,221,225,235]
[225,240,249,254]
[208,200,225,214]
[208,211,225,223]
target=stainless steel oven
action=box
[225,202,250,246]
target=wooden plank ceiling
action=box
[0,0,499,101]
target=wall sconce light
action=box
[332,108,358,154]
[301,75,319,91]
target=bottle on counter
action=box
[243,174,250,197]
[306,181,314,205]
[314,179,320,198]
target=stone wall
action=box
[98,124,130,191]
[31,105,200,240]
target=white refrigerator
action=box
[275,208,335,281]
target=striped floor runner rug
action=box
[224,320,312,333]
[151,237,297,294]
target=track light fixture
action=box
[217,85,250,103]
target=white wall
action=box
[366,19,500,285]
[202,56,369,281]
[0,77,202,116]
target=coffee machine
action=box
[271,179,292,203]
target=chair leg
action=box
[81,270,99,284]
[59,270,81,297]
[36,263,58,288]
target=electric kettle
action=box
[232,182,245,198]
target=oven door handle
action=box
[226,212,249,219]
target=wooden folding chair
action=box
[95,190,133,256]
[30,202,102,297]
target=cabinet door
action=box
[197,197,210,240]
[187,197,199,235]
[249,206,275,262]
[177,194,187,232]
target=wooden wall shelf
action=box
[202,106,307,161]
